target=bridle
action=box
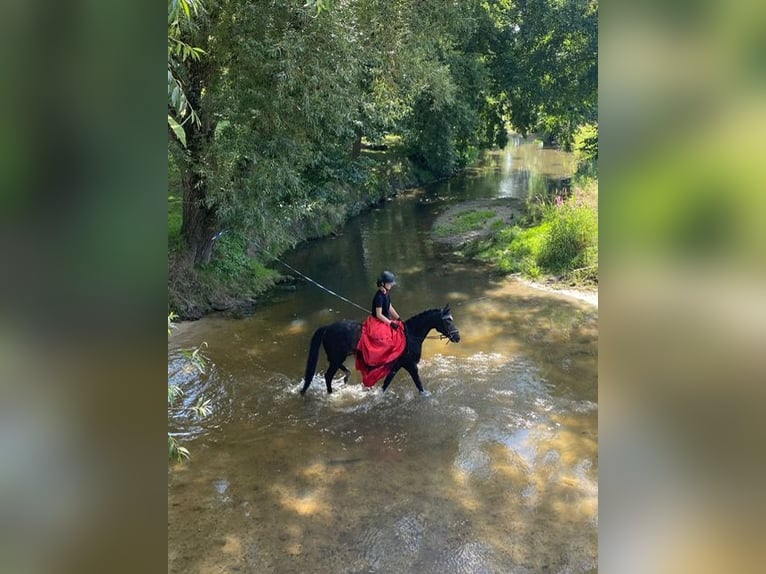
[439,313,460,342]
[406,312,460,342]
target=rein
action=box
[256,244,369,314]
[253,244,460,343]
[406,312,459,342]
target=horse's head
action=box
[438,304,460,343]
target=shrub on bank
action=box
[477,178,598,284]
[478,222,549,279]
[167,146,428,318]
[538,189,598,274]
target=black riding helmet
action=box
[377,270,396,286]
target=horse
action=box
[300,305,460,395]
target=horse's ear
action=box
[443,304,450,313]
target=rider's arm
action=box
[389,304,400,321]
[375,307,393,325]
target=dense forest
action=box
[168,0,597,316]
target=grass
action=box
[168,232,281,317]
[168,192,281,316]
[475,178,598,285]
[168,194,183,253]
[435,209,497,236]
[538,193,597,273]
[477,222,550,278]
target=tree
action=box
[394,0,506,176]
[168,0,205,147]
[489,0,597,148]
[167,0,598,269]
[169,0,365,264]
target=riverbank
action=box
[430,177,598,297]
[169,146,598,320]
[169,146,437,320]
[522,277,598,306]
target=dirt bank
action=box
[431,198,523,249]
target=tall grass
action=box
[477,178,598,284]
[538,184,598,274]
[477,222,550,278]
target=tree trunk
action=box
[180,168,217,265]
[351,131,362,158]
[173,51,218,266]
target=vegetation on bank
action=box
[168,137,429,317]
[460,125,599,287]
[168,0,598,317]
[471,178,598,285]
[168,312,211,461]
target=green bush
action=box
[203,231,280,293]
[472,178,598,285]
[573,123,598,177]
[537,199,597,273]
[477,223,549,277]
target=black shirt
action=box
[371,290,391,318]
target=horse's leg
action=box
[325,363,341,394]
[381,365,401,392]
[339,364,350,384]
[402,362,425,394]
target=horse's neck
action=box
[405,311,439,340]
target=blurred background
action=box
[1,1,765,573]
[601,1,766,573]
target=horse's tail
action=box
[303,326,327,385]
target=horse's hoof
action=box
[419,389,431,397]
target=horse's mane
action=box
[405,308,442,323]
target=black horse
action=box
[300,305,460,395]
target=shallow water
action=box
[168,139,596,573]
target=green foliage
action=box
[168,437,190,462]
[203,231,280,292]
[169,0,598,301]
[537,197,598,273]
[490,0,597,147]
[475,179,597,283]
[168,311,178,336]
[574,122,598,177]
[168,195,183,253]
[478,223,549,278]
[435,210,497,236]
[168,312,211,462]
[168,0,206,140]
[304,0,335,15]
[456,210,497,230]
[400,2,505,176]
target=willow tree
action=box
[397,0,507,176]
[488,0,598,148]
[169,0,363,265]
[168,0,598,268]
[169,0,486,265]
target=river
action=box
[168,136,598,573]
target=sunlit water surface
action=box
[168,139,596,573]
